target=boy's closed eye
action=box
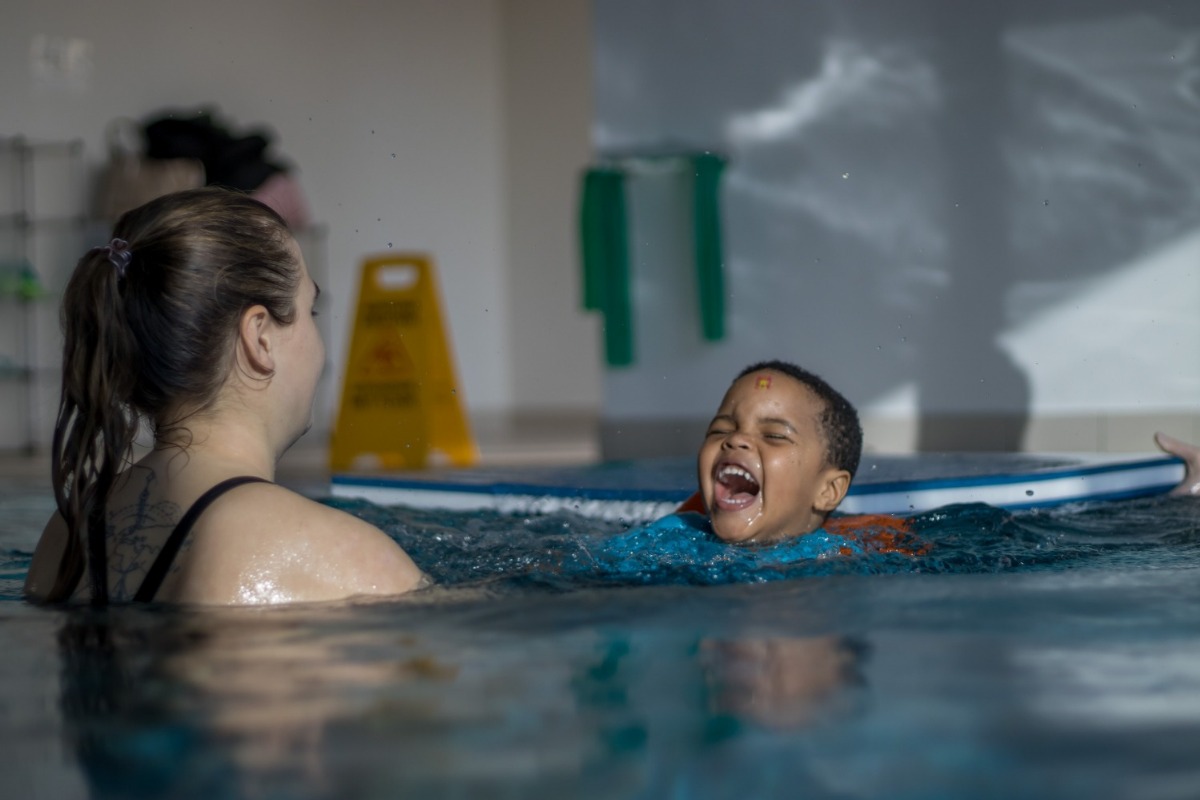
[759,418,796,442]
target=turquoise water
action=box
[2,477,1200,799]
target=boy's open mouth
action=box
[713,463,761,511]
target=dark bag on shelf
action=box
[144,109,285,191]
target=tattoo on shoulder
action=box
[106,470,181,601]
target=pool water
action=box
[2,478,1200,799]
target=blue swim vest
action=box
[577,512,864,585]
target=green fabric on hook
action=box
[579,170,607,311]
[691,154,726,342]
[579,168,634,366]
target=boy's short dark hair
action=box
[736,360,863,478]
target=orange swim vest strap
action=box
[825,514,910,537]
[676,490,706,515]
[827,514,928,556]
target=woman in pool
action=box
[24,188,425,606]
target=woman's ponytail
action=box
[48,243,142,604]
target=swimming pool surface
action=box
[3,463,1200,799]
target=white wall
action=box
[0,0,596,445]
[502,0,601,415]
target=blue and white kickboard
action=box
[331,453,1185,522]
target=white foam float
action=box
[331,453,1185,522]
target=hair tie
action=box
[99,238,132,279]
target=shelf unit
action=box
[0,137,88,453]
[0,138,332,454]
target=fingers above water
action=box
[1155,432,1200,497]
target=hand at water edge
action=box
[1155,432,1200,497]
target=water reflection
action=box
[57,604,458,799]
[43,549,1200,799]
[699,635,867,730]
[54,591,872,798]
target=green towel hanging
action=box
[579,167,633,366]
[579,151,727,367]
[691,153,726,342]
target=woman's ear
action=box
[814,469,852,513]
[237,305,276,376]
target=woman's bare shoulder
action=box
[170,482,426,605]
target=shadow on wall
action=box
[592,0,1200,454]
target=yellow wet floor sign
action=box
[330,254,477,471]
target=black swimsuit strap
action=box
[133,476,270,603]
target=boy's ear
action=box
[814,468,852,513]
[236,304,276,375]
